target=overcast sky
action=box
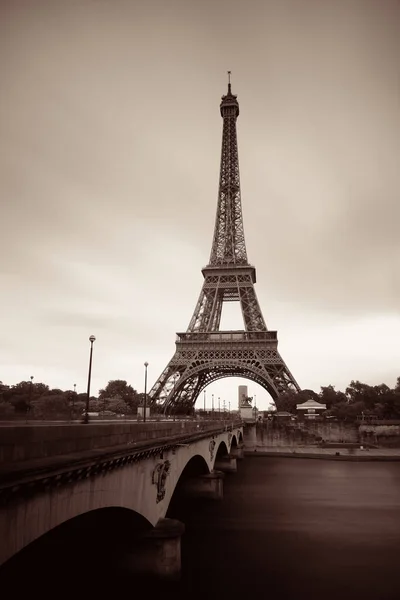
[1,0,399,410]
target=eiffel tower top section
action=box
[208,73,249,270]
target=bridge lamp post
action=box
[83,335,96,424]
[218,396,221,419]
[26,375,34,422]
[212,394,214,419]
[165,373,177,418]
[173,373,178,415]
[29,375,34,411]
[143,361,149,423]
[203,389,206,417]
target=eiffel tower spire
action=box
[187,74,267,334]
[148,77,300,414]
[209,73,247,266]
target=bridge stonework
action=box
[0,423,243,577]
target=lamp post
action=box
[163,373,176,418]
[212,394,214,419]
[218,396,221,419]
[203,389,206,416]
[28,376,34,415]
[83,335,96,424]
[143,361,149,423]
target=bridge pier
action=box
[230,444,244,460]
[181,470,225,500]
[214,454,237,473]
[121,518,185,581]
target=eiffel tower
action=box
[149,75,300,413]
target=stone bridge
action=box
[0,420,244,580]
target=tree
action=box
[319,385,347,408]
[32,394,70,419]
[104,396,130,415]
[99,380,139,412]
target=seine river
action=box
[2,457,400,599]
[171,457,400,600]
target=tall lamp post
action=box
[83,335,96,424]
[143,361,149,423]
[28,376,34,415]
[203,389,206,416]
[72,383,77,417]
[164,373,177,418]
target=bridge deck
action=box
[0,420,241,492]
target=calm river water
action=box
[172,457,400,600]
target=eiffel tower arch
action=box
[149,76,300,413]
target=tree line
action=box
[278,377,400,421]
[0,379,145,419]
[1,376,399,421]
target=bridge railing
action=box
[0,419,243,467]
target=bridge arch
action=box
[215,440,229,458]
[230,434,238,448]
[0,506,152,579]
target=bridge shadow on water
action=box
[2,457,400,599]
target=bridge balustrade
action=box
[0,419,243,469]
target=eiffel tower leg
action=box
[238,285,267,332]
[150,341,300,414]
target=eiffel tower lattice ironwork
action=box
[149,76,300,413]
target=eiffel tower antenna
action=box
[149,78,300,414]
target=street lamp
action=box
[164,373,177,418]
[83,335,96,424]
[203,389,206,416]
[143,361,149,423]
[72,383,77,417]
[28,376,34,415]
[218,396,221,419]
[212,393,214,419]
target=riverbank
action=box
[244,446,400,461]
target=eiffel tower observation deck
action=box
[149,75,300,414]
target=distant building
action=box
[296,398,326,420]
[238,385,248,409]
[137,406,151,419]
